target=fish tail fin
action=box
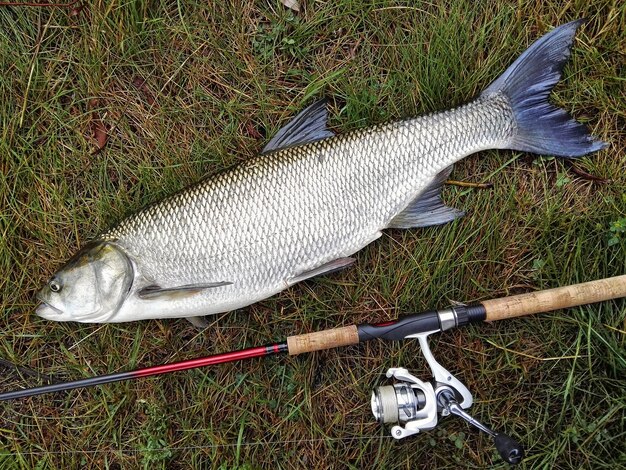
[482,19,606,158]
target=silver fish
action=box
[36,20,604,323]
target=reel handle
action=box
[494,433,525,465]
[438,389,525,465]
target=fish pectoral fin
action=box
[287,257,356,286]
[185,316,210,329]
[261,99,335,153]
[387,166,465,229]
[138,281,232,300]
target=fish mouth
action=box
[35,292,64,318]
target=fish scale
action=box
[35,21,605,323]
[98,95,513,320]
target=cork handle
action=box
[287,325,360,355]
[483,275,626,321]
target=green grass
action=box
[1,1,625,468]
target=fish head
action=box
[36,242,134,322]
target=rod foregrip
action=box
[482,275,626,321]
[287,325,360,355]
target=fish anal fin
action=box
[262,99,335,153]
[388,166,464,229]
[138,281,232,300]
[287,257,355,286]
[186,316,210,329]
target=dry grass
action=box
[1,1,625,468]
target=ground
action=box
[0,1,625,468]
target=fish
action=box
[35,20,605,324]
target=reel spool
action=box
[371,383,426,424]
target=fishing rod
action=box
[2,275,625,463]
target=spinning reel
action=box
[371,330,525,465]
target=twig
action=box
[19,13,51,127]
[484,340,587,361]
[0,358,60,384]
[603,324,626,335]
[0,1,78,6]
[445,179,494,189]
[568,163,610,183]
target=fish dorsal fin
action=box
[262,99,335,153]
[138,281,232,300]
[387,166,464,229]
[287,257,355,286]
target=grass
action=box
[0,0,625,468]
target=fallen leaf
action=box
[70,3,83,16]
[131,76,156,106]
[93,119,107,150]
[245,122,263,139]
[88,98,108,154]
[281,0,300,12]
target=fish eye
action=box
[49,279,62,293]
